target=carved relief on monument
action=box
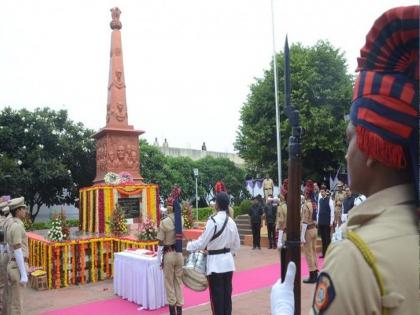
[113,70,125,89]
[114,102,127,122]
[115,144,126,168]
[126,144,139,169]
[96,140,107,171]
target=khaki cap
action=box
[8,197,27,211]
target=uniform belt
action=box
[208,248,230,255]
[306,224,316,229]
[11,257,29,263]
[163,245,176,253]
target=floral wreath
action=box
[119,172,134,184]
[104,172,121,185]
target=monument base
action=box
[79,183,160,234]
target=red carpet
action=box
[40,257,323,315]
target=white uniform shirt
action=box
[186,211,240,275]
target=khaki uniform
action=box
[276,202,287,231]
[156,213,184,307]
[311,184,418,314]
[5,218,28,315]
[0,215,8,315]
[301,200,317,272]
[262,178,274,200]
[1,214,13,315]
[333,190,346,226]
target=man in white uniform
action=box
[186,192,240,315]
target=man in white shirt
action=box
[186,192,240,315]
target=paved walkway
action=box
[24,246,316,315]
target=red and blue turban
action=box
[350,5,419,191]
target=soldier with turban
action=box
[271,6,419,314]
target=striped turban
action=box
[350,5,419,175]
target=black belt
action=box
[208,248,230,255]
[163,244,176,253]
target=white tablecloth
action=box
[113,251,167,310]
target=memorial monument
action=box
[79,7,159,233]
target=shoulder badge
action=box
[312,272,336,315]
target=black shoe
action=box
[252,247,256,250]
[176,306,182,315]
[303,271,317,284]
[169,305,176,315]
[258,246,261,250]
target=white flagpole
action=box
[271,0,282,187]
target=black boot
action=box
[176,306,182,315]
[169,305,176,315]
[303,271,317,284]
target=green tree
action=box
[235,41,353,182]
[139,141,248,204]
[195,156,248,204]
[0,107,95,221]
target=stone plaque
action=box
[118,197,141,219]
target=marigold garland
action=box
[80,243,85,284]
[48,246,52,289]
[63,245,68,287]
[91,241,96,283]
[55,246,60,288]
[100,240,104,281]
[28,235,158,289]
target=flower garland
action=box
[48,246,52,289]
[118,172,134,184]
[72,245,76,285]
[104,172,121,185]
[28,236,158,289]
[63,245,68,287]
[99,240,104,281]
[91,241,96,283]
[55,246,61,288]
[80,243,85,284]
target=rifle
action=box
[281,36,302,315]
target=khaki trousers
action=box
[6,261,26,315]
[0,252,8,315]
[163,252,184,306]
[303,228,318,272]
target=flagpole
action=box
[271,0,282,186]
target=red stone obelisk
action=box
[93,7,144,183]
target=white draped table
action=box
[113,251,167,310]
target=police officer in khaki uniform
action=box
[5,197,28,315]
[300,192,318,283]
[262,174,274,201]
[332,181,345,228]
[271,6,419,314]
[156,197,184,315]
[0,201,10,315]
[275,194,287,248]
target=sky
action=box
[0,0,417,153]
